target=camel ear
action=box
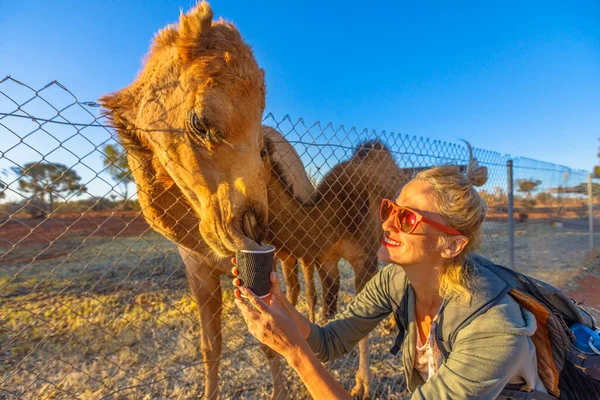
[99,90,146,153]
[99,90,132,133]
[177,1,214,63]
[154,25,179,49]
[263,127,315,204]
[260,68,267,109]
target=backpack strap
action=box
[566,351,600,370]
[390,274,409,356]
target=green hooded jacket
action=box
[306,257,548,399]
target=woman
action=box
[231,147,549,399]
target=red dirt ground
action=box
[0,212,151,247]
[2,212,598,320]
[565,253,600,320]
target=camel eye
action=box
[260,148,268,160]
[187,111,208,138]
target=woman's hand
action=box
[231,257,312,357]
[231,258,352,400]
[234,280,308,360]
[231,257,288,304]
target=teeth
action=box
[384,236,401,246]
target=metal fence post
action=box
[507,159,515,269]
[589,173,594,251]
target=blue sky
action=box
[1,0,599,198]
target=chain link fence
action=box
[1,77,598,399]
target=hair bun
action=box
[467,159,488,187]
[463,141,488,187]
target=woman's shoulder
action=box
[379,263,407,292]
[439,259,538,345]
[460,292,538,337]
[359,264,408,308]
[380,263,405,278]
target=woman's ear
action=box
[440,235,469,259]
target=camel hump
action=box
[353,139,392,160]
[350,139,408,191]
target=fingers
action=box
[234,297,261,326]
[234,296,254,314]
[270,271,279,284]
[239,287,269,313]
[234,288,242,299]
[269,272,286,299]
[230,259,240,293]
[231,265,241,287]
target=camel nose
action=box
[242,208,266,243]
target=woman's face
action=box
[377,179,450,266]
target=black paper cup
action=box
[236,245,275,298]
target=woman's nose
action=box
[382,215,398,232]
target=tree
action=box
[568,182,600,195]
[516,179,542,218]
[0,169,10,201]
[535,192,553,206]
[11,162,87,212]
[102,144,133,208]
[517,179,542,196]
[493,186,506,200]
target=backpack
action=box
[444,255,600,399]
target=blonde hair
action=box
[413,142,488,302]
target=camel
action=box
[99,3,287,398]
[101,2,270,259]
[100,2,411,398]
[266,133,410,398]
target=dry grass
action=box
[1,216,596,399]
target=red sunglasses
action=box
[379,199,462,236]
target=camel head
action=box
[100,2,268,256]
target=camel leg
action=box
[316,258,340,324]
[299,259,317,323]
[179,247,223,400]
[353,255,378,293]
[350,254,379,400]
[261,344,288,400]
[351,339,372,400]
[276,250,300,306]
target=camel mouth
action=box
[223,224,267,253]
[202,229,265,257]
[199,208,267,257]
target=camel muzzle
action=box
[242,208,266,244]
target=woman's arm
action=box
[233,264,404,398]
[286,341,354,400]
[233,262,402,362]
[305,264,399,362]
[234,287,352,399]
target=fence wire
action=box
[0,76,598,399]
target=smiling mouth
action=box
[382,234,402,247]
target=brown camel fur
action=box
[101,2,269,258]
[266,134,410,398]
[100,2,411,399]
[99,4,295,399]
